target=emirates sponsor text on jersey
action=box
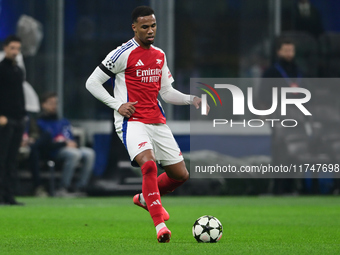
[136,68,162,83]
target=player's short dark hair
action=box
[40,92,57,104]
[131,6,155,23]
[3,35,21,46]
[276,38,295,51]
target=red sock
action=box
[158,172,187,196]
[141,161,163,226]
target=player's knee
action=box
[135,149,156,167]
[180,170,189,182]
[173,169,189,182]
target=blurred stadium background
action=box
[2,0,340,196]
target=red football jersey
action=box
[101,38,174,129]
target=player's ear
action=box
[132,23,137,33]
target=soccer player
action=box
[86,6,208,243]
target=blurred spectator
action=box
[36,92,95,196]
[258,38,303,195]
[293,0,324,38]
[21,115,50,197]
[259,38,302,110]
[0,35,25,205]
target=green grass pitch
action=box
[0,196,339,255]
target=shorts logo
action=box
[179,151,182,156]
[138,141,147,149]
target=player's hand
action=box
[118,101,138,118]
[0,116,8,126]
[192,97,210,114]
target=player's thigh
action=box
[134,149,156,167]
[125,121,154,162]
[152,124,184,167]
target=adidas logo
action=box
[135,59,144,66]
[150,199,161,207]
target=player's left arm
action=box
[159,55,209,113]
[159,83,209,113]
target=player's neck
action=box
[134,36,151,49]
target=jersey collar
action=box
[131,38,140,47]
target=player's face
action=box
[277,44,295,62]
[132,14,157,48]
[42,97,58,115]
[3,41,21,61]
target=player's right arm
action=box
[85,48,136,118]
[85,67,123,111]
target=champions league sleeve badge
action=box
[105,59,115,70]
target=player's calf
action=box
[141,161,164,227]
[158,171,189,196]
